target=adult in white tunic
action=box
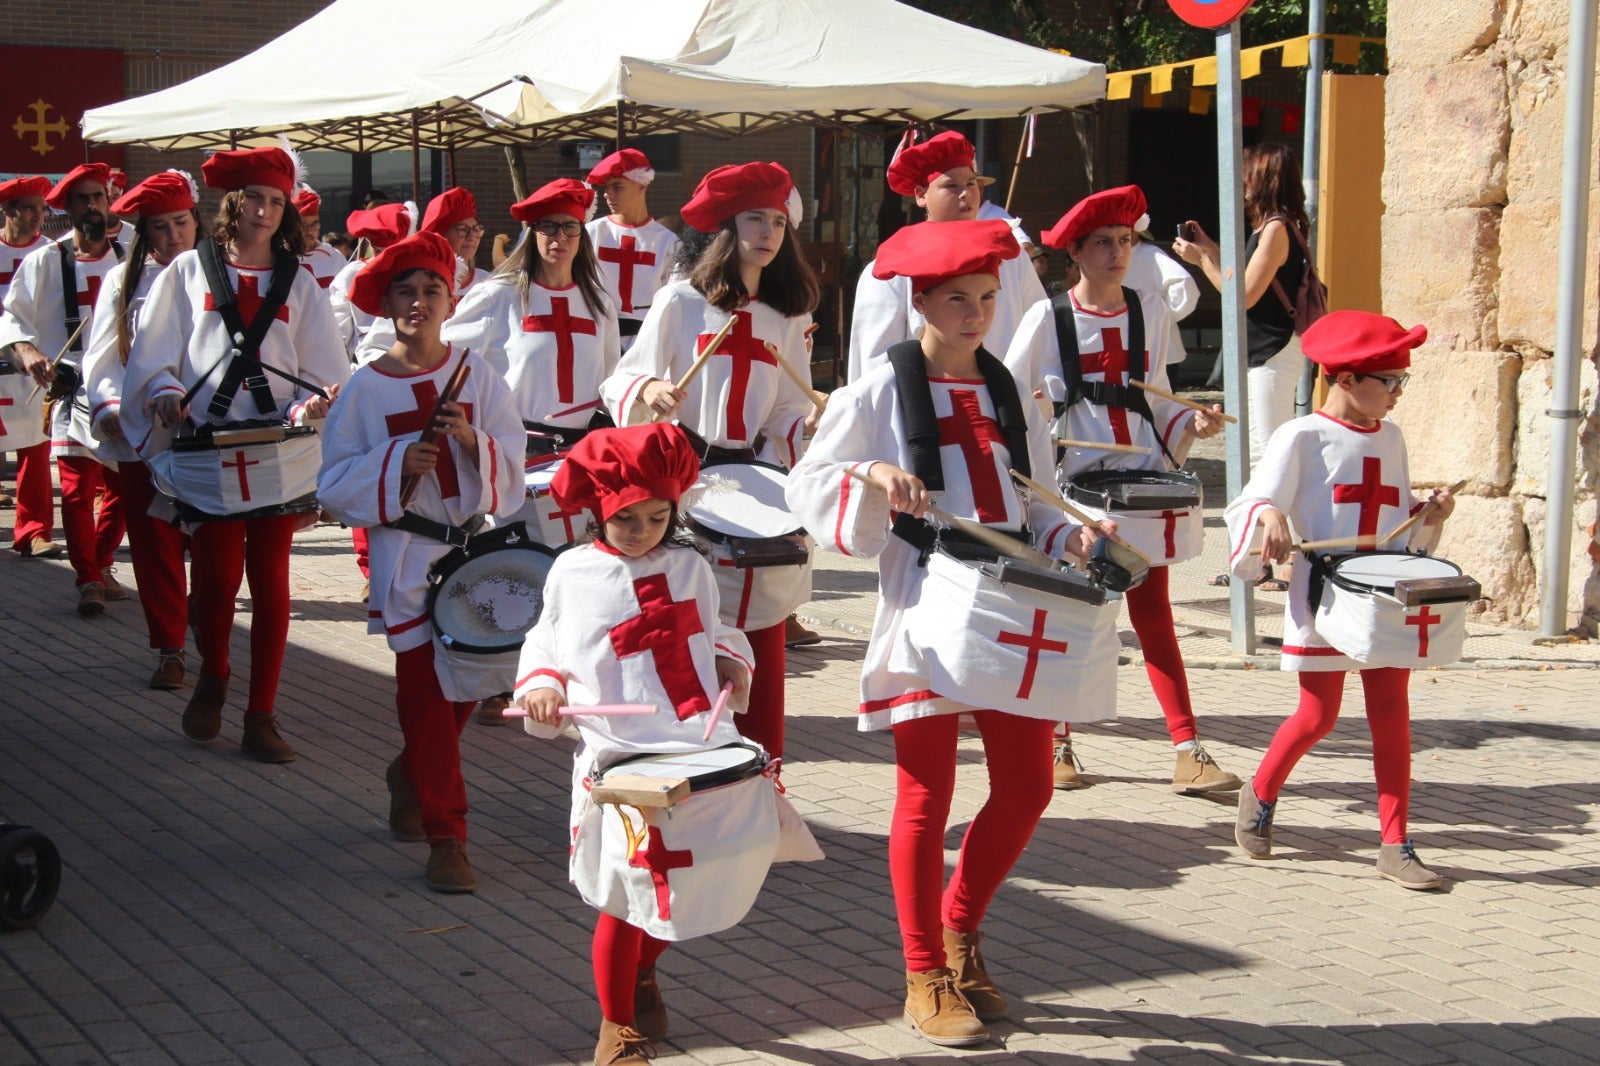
[0,175,59,558]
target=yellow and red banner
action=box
[1,46,125,178]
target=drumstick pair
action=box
[1129,379,1239,425]
[25,317,91,403]
[762,340,829,409]
[498,681,733,742]
[1249,479,1469,556]
[844,467,1061,571]
[1052,438,1152,456]
[1007,468,1153,565]
[649,316,738,423]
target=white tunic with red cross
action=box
[0,236,124,458]
[1,232,52,309]
[299,241,346,292]
[0,233,54,451]
[442,275,621,430]
[585,216,680,336]
[317,346,526,653]
[82,257,170,464]
[1223,411,1442,672]
[121,248,350,461]
[786,360,1122,732]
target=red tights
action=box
[189,514,297,714]
[592,912,671,1024]
[733,621,786,761]
[57,455,125,586]
[1252,668,1413,843]
[394,644,474,842]
[890,711,1055,972]
[117,461,189,649]
[10,441,55,549]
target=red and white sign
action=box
[1166,0,1256,29]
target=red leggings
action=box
[189,513,298,715]
[592,912,671,1024]
[57,455,125,586]
[10,441,55,549]
[1060,565,1195,744]
[1252,668,1412,843]
[733,621,786,760]
[394,644,474,842]
[351,526,370,580]
[117,461,189,649]
[891,711,1056,972]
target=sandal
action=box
[1209,566,1288,591]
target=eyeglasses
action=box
[450,223,486,237]
[1354,372,1410,393]
[532,220,584,237]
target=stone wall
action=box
[1384,0,1600,633]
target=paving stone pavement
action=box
[2,516,1598,1065]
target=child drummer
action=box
[513,423,818,1066]
[787,219,1114,1047]
[317,232,525,893]
[1223,310,1456,890]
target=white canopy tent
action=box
[82,0,1105,151]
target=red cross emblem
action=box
[1158,509,1187,558]
[1405,604,1441,657]
[1080,326,1143,444]
[699,310,776,440]
[598,236,656,314]
[1333,456,1400,538]
[221,450,260,502]
[75,272,105,311]
[522,296,597,404]
[2,253,26,288]
[996,608,1069,700]
[628,824,694,920]
[203,273,292,329]
[540,495,587,544]
[937,389,1008,524]
[608,574,709,719]
[385,379,474,500]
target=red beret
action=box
[420,187,478,234]
[200,147,299,195]
[886,131,994,197]
[347,232,458,316]
[1302,311,1426,375]
[552,423,700,523]
[110,170,197,219]
[346,202,416,249]
[1042,185,1149,248]
[680,161,800,232]
[510,178,594,224]
[0,176,51,204]
[292,186,321,218]
[45,163,112,209]
[587,148,655,188]
[109,169,129,192]
[872,219,1019,293]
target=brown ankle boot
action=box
[425,839,477,893]
[149,649,186,691]
[633,966,668,1040]
[942,926,1007,1021]
[903,968,987,1047]
[182,672,229,742]
[386,758,425,842]
[593,1018,654,1065]
[240,713,297,763]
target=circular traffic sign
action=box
[1166,0,1256,29]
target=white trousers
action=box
[1247,333,1305,470]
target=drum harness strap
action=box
[1049,286,1181,470]
[58,237,124,357]
[386,511,488,548]
[885,339,1034,565]
[196,237,300,421]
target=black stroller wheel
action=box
[0,825,62,932]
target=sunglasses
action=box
[1353,372,1410,393]
[532,220,584,237]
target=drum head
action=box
[1068,468,1202,511]
[605,744,766,791]
[432,544,557,652]
[684,462,801,539]
[1332,553,1461,591]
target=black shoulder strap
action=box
[975,347,1031,481]
[886,339,943,490]
[200,239,300,419]
[1049,291,1082,415]
[57,241,85,354]
[1050,286,1177,468]
[111,238,124,262]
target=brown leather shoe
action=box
[386,758,426,842]
[1053,735,1085,790]
[100,568,130,601]
[633,966,668,1040]
[1172,742,1242,794]
[593,1018,655,1066]
[17,538,63,559]
[903,968,987,1047]
[784,614,822,648]
[475,695,510,727]
[240,713,297,763]
[942,927,1006,1021]
[182,673,229,742]
[425,839,477,893]
[76,582,106,618]
[149,649,186,691]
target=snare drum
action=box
[427,522,559,700]
[511,457,592,547]
[1064,468,1205,565]
[684,460,812,630]
[893,549,1121,722]
[0,363,48,451]
[146,420,320,522]
[1313,551,1478,669]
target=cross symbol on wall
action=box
[13,99,69,156]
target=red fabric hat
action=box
[110,170,197,218]
[347,232,457,316]
[680,161,800,231]
[552,423,700,523]
[587,148,655,188]
[1302,311,1426,375]
[292,186,321,218]
[0,176,51,204]
[420,187,478,234]
[872,219,1020,293]
[1042,185,1149,248]
[886,131,994,197]
[346,202,416,249]
[200,147,299,195]
[109,169,129,192]
[510,178,594,224]
[44,163,112,208]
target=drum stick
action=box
[651,316,737,423]
[1007,468,1152,565]
[764,341,829,408]
[844,467,1060,571]
[1128,379,1239,425]
[25,317,91,402]
[1381,479,1468,547]
[1052,437,1152,455]
[701,680,735,742]
[500,704,658,718]
[1249,479,1470,556]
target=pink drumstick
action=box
[500,704,658,718]
[702,681,735,742]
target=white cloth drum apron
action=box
[570,743,822,941]
[510,457,593,548]
[428,524,559,700]
[1061,467,1204,565]
[146,423,320,521]
[684,460,813,632]
[892,550,1121,722]
[1313,552,1470,669]
[0,366,49,450]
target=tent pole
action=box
[616,101,626,149]
[410,115,422,203]
[1294,0,1326,417]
